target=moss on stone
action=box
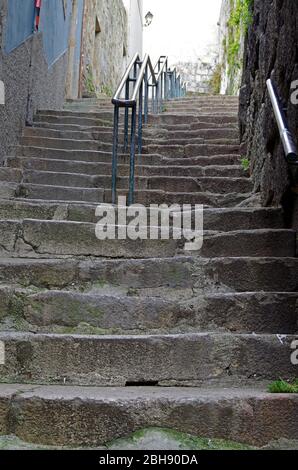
[107,427,257,450]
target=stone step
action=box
[1,287,296,334]
[65,104,239,115]
[143,143,240,158]
[0,199,283,230]
[6,156,247,178]
[148,114,238,125]
[20,136,240,157]
[33,119,238,132]
[20,170,252,194]
[16,183,250,207]
[0,168,22,183]
[0,257,297,293]
[35,114,114,127]
[1,384,296,447]
[15,146,242,166]
[24,126,240,145]
[0,220,294,258]
[0,331,296,386]
[36,112,238,127]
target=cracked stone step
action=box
[0,199,284,230]
[14,146,242,166]
[20,170,252,194]
[0,257,297,292]
[24,126,240,142]
[20,136,240,157]
[148,114,238,125]
[35,112,238,127]
[1,287,297,334]
[15,183,250,207]
[6,156,248,178]
[33,119,238,132]
[1,384,297,447]
[0,331,296,386]
[0,220,294,258]
[143,143,240,158]
[0,168,22,183]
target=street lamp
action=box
[144,11,154,27]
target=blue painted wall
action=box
[5,0,35,54]
[5,0,84,67]
[39,0,73,66]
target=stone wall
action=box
[174,59,217,94]
[218,0,249,95]
[239,0,298,210]
[81,0,128,97]
[0,0,68,161]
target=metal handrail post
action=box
[128,105,137,205]
[138,80,143,154]
[144,65,149,124]
[111,105,120,205]
[123,80,130,152]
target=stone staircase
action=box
[0,95,297,448]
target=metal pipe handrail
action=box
[111,54,186,205]
[267,78,298,163]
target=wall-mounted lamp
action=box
[144,11,154,27]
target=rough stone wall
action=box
[218,0,246,95]
[0,0,67,162]
[239,0,298,208]
[81,0,128,97]
[174,60,216,94]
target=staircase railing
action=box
[266,78,298,163]
[111,53,186,205]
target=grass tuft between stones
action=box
[268,379,298,394]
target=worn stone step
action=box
[0,183,19,199]
[35,113,114,127]
[1,384,297,447]
[20,136,240,157]
[16,183,250,207]
[145,127,239,140]
[0,199,283,231]
[0,331,296,386]
[0,168,22,183]
[148,114,238,125]
[24,126,240,145]
[17,183,105,204]
[6,156,247,178]
[15,146,242,167]
[0,257,297,293]
[21,170,252,194]
[34,119,238,133]
[2,287,296,334]
[36,112,238,127]
[0,220,294,258]
[143,143,240,158]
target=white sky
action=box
[143,0,222,65]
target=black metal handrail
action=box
[111,53,186,205]
[267,78,298,163]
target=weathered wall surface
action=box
[218,0,250,95]
[124,0,143,60]
[81,0,128,97]
[0,0,69,161]
[239,0,298,208]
